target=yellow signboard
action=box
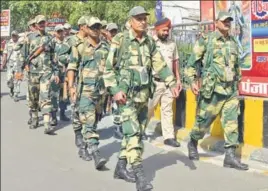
[253,38,268,53]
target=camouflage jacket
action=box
[3,39,22,65]
[103,29,177,103]
[53,38,71,71]
[67,38,109,98]
[24,31,59,75]
[185,30,241,95]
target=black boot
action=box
[141,133,148,141]
[29,117,39,129]
[188,137,199,160]
[164,138,181,147]
[223,147,249,170]
[44,123,55,134]
[74,130,84,148]
[60,110,70,121]
[28,110,32,125]
[14,95,19,102]
[78,143,92,161]
[50,111,58,126]
[89,144,107,170]
[132,164,153,191]
[9,87,14,97]
[114,158,136,183]
[114,125,124,140]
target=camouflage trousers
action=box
[51,74,68,112]
[190,92,239,148]
[118,101,148,165]
[77,92,100,145]
[28,72,53,115]
[6,63,22,96]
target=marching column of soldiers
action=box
[1,6,249,191]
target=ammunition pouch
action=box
[200,70,216,99]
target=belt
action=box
[153,77,164,82]
[217,81,234,88]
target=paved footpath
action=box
[1,72,268,191]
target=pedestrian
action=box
[1,30,23,102]
[147,17,182,147]
[67,16,108,170]
[103,6,179,191]
[23,15,60,133]
[185,11,248,170]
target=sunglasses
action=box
[89,24,102,30]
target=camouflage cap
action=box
[11,30,19,36]
[54,24,64,31]
[128,6,150,17]
[63,23,71,29]
[106,23,118,31]
[217,11,233,21]
[27,19,36,26]
[35,15,46,23]
[101,20,108,27]
[87,17,101,27]
[77,16,90,25]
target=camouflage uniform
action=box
[67,17,108,168]
[104,29,177,165]
[185,11,248,171]
[24,15,59,132]
[3,35,23,101]
[50,25,71,123]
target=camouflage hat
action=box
[106,23,118,31]
[128,6,150,17]
[35,15,46,23]
[77,16,90,25]
[11,30,19,36]
[27,19,36,26]
[63,23,71,29]
[217,11,233,21]
[101,20,108,27]
[54,24,64,32]
[87,17,101,27]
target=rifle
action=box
[22,35,55,71]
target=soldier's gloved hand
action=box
[191,82,199,95]
[114,91,127,105]
[69,87,77,103]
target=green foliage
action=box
[0,1,157,32]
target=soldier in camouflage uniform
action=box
[67,17,108,170]
[104,6,179,191]
[63,23,72,37]
[23,15,60,134]
[185,11,248,170]
[50,24,71,127]
[1,31,23,102]
[65,16,92,161]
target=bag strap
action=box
[203,32,215,70]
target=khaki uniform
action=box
[147,36,179,139]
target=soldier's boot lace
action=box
[74,130,84,148]
[50,111,58,126]
[60,109,70,121]
[223,146,249,170]
[89,144,107,170]
[44,123,55,134]
[188,137,199,160]
[132,164,153,191]
[114,158,136,183]
[78,143,92,161]
[113,125,124,140]
[29,117,39,129]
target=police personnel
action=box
[104,6,179,191]
[185,11,248,170]
[147,17,182,147]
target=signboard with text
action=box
[0,9,11,37]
